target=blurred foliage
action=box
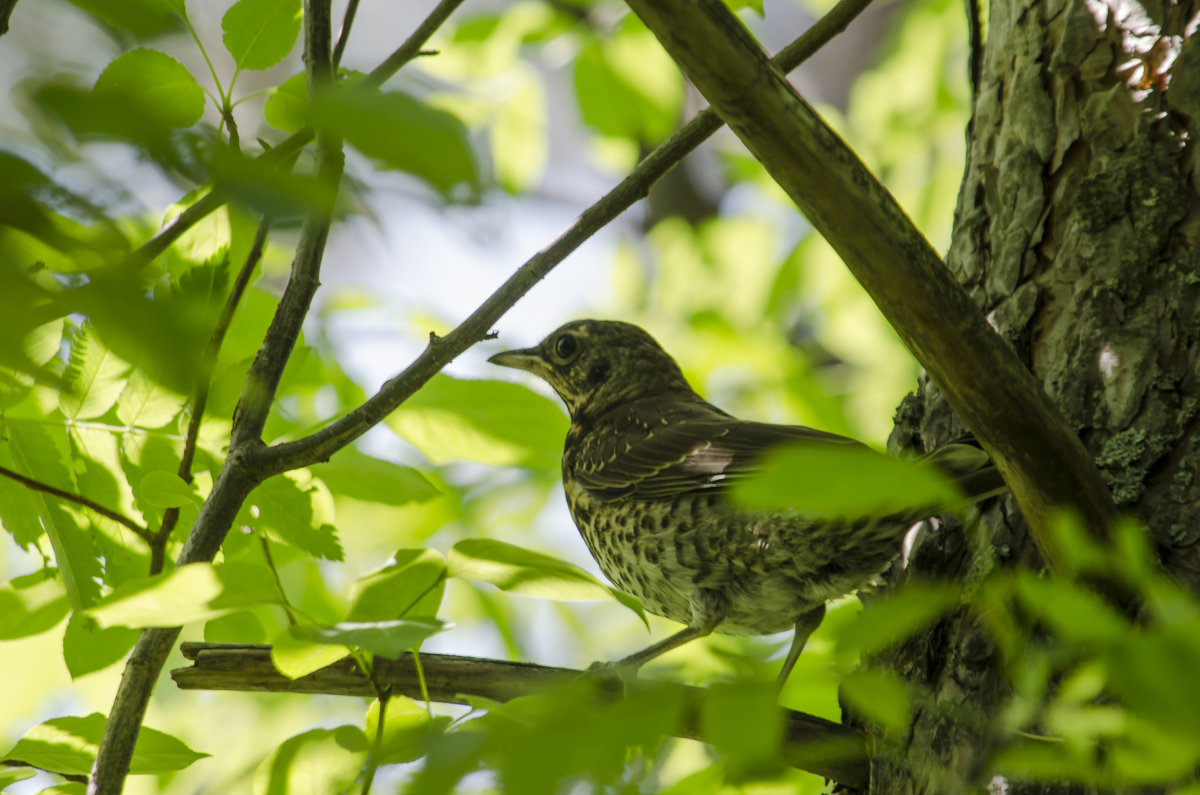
[0,0,1187,794]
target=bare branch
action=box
[0,464,151,543]
[623,0,1117,561]
[0,0,17,36]
[254,0,875,476]
[172,643,868,789]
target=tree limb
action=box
[253,0,875,477]
[623,0,1117,564]
[88,3,346,792]
[172,642,868,789]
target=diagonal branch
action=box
[623,0,1117,563]
[253,0,875,477]
[0,464,151,543]
[171,643,869,789]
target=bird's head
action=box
[488,319,694,420]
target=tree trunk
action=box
[880,0,1200,789]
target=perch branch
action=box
[172,642,868,789]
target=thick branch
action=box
[624,0,1117,562]
[172,643,868,788]
[89,5,344,793]
[254,0,873,476]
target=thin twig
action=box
[253,0,875,476]
[333,0,360,67]
[0,0,17,36]
[0,464,152,543]
[152,219,271,574]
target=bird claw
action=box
[579,659,638,698]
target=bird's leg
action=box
[599,591,726,679]
[776,603,827,689]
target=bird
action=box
[488,319,1004,686]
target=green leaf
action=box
[209,145,337,218]
[348,548,447,622]
[94,49,205,129]
[0,571,70,640]
[1013,571,1131,646]
[241,469,344,561]
[2,421,102,609]
[836,582,960,655]
[263,72,308,132]
[311,88,479,198]
[270,627,351,679]
[2,714,207,776]
[116,371,185,429]
[89,562,284,628]
[386,374,567,469]
[730,442,962,519]
[572,19,683,142]
[139,470,200,509]
[251,727,364,795]
[839,668,912,733]
[66,0,184,38]
[222,0,302,71]
[290,618,449,659]
[311,450,439,506]
[366,697,439,766]
[493,75,547,193]
[699,682,783,775]
[449,538,646,624]
[60,325,131,420]
[62,612,139,678]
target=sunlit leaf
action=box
[251,727,364,795]
[386,374,567,469]
[311,88,479,198]
[263,72,308,132]
[94,49,205,129]
[60,325,131,420]
[348,548,447,622]
[241,469,344,561]
[66,0,184,38]
[730,441,962,519]
[116,371,186,429]
[270,627,351,679]
[222,0,302,71]
[311,450,439,506]
[62,612,139,678]
[290,618,449,659]
[89,562,284,628]
[0,571,69,640]
[139,470,200,509]
[2,714,207,776]
[449,538,646,624]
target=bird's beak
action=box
[487,347,546,375]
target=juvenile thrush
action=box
[489,319,1003,685]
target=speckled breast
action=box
[561,477,840,637]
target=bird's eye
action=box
[554,333,578,360]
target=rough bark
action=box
[880,0,1200,789]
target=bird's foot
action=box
[580,659,639,698]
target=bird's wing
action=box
[571,401,866,501]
